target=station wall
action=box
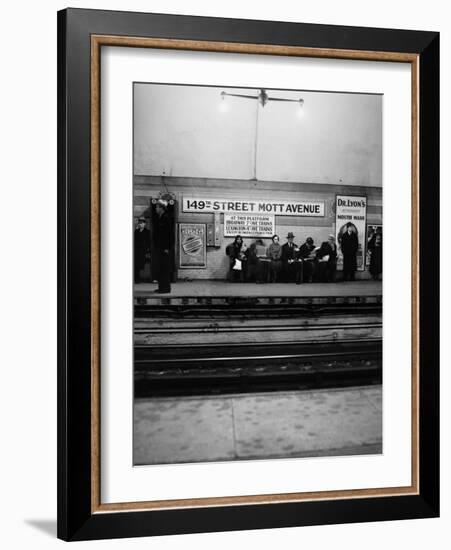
[134,176,382,280]
[134,85,382,188]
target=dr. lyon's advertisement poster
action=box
[335,196,367,271]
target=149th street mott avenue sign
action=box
[183,196,325,216]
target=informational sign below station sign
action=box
[183,197,325,217]
[224,213,275,238]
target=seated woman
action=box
[315,235,338,283]
[266,234,282,282]
[225,235,246,282]
[245,241,259,282]
[246,239,268,283]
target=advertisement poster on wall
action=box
[179,223,207,268]
[335,195,367,271]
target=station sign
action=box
[182,197,325,217]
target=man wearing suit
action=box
[298,236,316,283]
[153,200,172,293]
[316,234,337,282]
[340,223,359,281]
[134,217,150,283]
[281,232,302,283]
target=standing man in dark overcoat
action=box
[134,217,150,283]
[340,223,359,281]
[154,200,172,293]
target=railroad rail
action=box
[135,339,382,397]
[135,294,382,310]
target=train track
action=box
[134,339,382,397]
[134,299,382,396]
[135,301,382,319]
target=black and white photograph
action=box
[133,83,383,465]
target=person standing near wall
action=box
[340,223,359,281]
[154,200,172,293]
[368,231,383,280]
[134,217,150,283]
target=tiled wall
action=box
[134,176,382,280]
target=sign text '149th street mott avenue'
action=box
[183,197,325,217]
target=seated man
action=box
[245,239,267,283]
[255,240,270,283]
[281,232,302,283]
[245,241,259,282]
[315,235,337,283]
[298,237,316,283]
[266,235,283,283]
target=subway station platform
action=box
[134,385,382,465]
[134,280,382,305]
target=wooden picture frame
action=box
[57,8,439,541]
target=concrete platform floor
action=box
[134,385,382,465]
[135,280,382,298]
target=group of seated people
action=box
[225,232,338,284]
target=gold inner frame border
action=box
[90,34,420,514]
